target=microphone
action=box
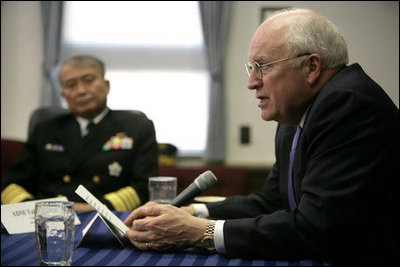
[170,170,217,207]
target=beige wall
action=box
[1,1,399,167]
[226,1,399,166]
[1,1,42,142]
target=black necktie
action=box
[86,121,96,135]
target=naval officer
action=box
[1,55,159,211]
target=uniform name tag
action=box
[45,143,65,152]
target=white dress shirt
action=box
[76,107,109,137]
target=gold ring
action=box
[145,242,149,249]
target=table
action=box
[1,211,331,266]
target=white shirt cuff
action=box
[192,204,209,218]
[214,220,226,253]
[192,204,226,253]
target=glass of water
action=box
[34,201,75,266]
[148,177,177,204]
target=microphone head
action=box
[195,170,217,191]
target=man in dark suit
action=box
[123,8,398,265]
[1,55,159,211]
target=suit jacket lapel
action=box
[277,125,297,206]
[293,128,305,201]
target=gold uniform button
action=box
[63,175,71,183]
[93,175,100,184]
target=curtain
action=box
[40,1,64,107]
[199,1,231,163]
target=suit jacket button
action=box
[63,175,71,183]
[93,175,100,184]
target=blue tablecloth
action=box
[1,211,330,266]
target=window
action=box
[62,1,208,156]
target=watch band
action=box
[202,220,216,250]
[204,220,216,236]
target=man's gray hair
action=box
[273,8,349,69]
[61,55,106,77]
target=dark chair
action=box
[28,107,71,138]
[1,139,25,178]
[27,107,151,136]
[1,107,68,179]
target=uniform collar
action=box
[76,107,109,136]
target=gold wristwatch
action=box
[202,220,216,251]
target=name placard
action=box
[75,185,128,234]
[75,185,128,247]
[1,197,81,234]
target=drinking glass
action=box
[148,177,177,204]
[34,201,75,266]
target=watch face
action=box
[203,237,215,250]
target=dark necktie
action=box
[86,121,96,135]
[288,126,302,210]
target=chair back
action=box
[28,107,150,138]
[28,107,70,138]
[1,139,25,178]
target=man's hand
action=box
[180,204,195,215]
[124,202,208,251]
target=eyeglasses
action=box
[245,53,311,80]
